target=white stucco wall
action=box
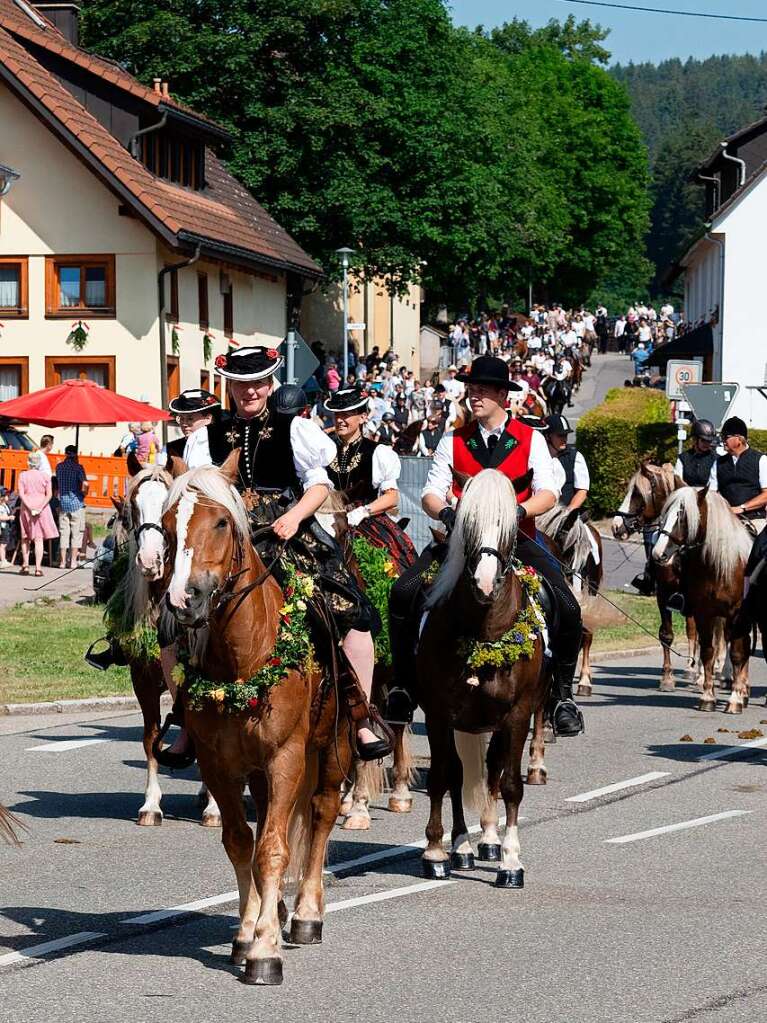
[0,83,287,454]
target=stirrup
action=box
[551,699,585,737]
[356,705,394,762]
[666,592,686,614]
[152,709,196,770]
[384,686,414,725]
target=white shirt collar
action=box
[183,426,211,469]
[477,417,508,442]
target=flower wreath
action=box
[173,565,316,713]
[351,537,398,665]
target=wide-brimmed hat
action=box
[456,355,522,391]
[324,387,369,414]
[544,414,572,436]
[214,346,283,381]
[168,388,221,415]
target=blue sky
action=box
[449,0,767,65]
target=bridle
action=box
[130,474,171,545]
[472,544,515,579]
[614,469,665,537]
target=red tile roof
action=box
[0,4,321,277]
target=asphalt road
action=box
[1,646,766,1023]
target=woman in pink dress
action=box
[18,452,58,576]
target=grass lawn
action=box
[0,599,132,705]
[591,590,667,653]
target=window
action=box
[166,355,180,401]
[198,272,209,329]
[0,357,29,399]
[0,258,28,317]
[166,267,179,323]
[45,355,116,390]
[223,287,233,339]
[45,256,115,317]
[141,131,205,190]
[200,370,210,390]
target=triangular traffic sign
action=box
[280,329,320,388]
[681,382,740,429]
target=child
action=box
[0,486,13,567]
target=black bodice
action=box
[209,411,299,493]
[326,436,378,505]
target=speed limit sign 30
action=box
[665,359,703,400]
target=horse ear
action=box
[219,447,240,485]
[166,454,188,479]
[697,484,709,506]
[451,465,470,492]
[562,506,580,531]
[126,451,143,477]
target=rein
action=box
[475,545,515,577]
[210,526,288,617]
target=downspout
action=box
[128,112,168,160]
[704,228,724,381]
[696,172,720,212]
[157,244,201,444]
[720,142,746,187]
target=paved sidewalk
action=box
[0,561,94,610]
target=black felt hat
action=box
[544,414,572,436]
[456,355,522,391]
[214,345,283,381]
[324,387,370,414]
[168,389,221,415]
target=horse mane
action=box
[537,505,594,574]
[625,462,678,505]
[426,469,519,609]
[165,465,250,541]
[661,487,752,581]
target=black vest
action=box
[208,412,299,494]
[326,437,378,505]
[166,415,232,468]
[716,447,765,518]
[557,446,578,505]
[679,448,715,487]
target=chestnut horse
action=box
[612,462,697,691]
[161,455,353,985]
[416,470,549,885]
[537,504,603,696]
[652,486,752,714]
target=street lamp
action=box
[0,164,20,196]
[336,247,355,380]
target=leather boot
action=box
[631,570,655,597]
[549,659,584,737]
[383,609,417,725]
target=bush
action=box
[577,388,675,516]
[748,429,767,452]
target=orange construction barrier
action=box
[0,450,131,510]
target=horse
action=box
[612,462,698,691]
[107,455,222,827]
[541,376,570,417]
[416,469,549,885]
[393,419,423,455]
[652,486,752,714]
[537,505,603,696]
[570,354,583,393]
[161,453,353,985]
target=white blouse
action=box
[290,416,336,489]
[182,427,212,469]
[372,444,401,493]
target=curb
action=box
[0,694,171,717]
[591,645,658,662]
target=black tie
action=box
[487,434,498,452]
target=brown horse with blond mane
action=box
[161,452,353,986]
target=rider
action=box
[383,355,584,737]
[165,388,228,468]
[544,414,590,511]
[708,416,767,530]
[673,418,717,487]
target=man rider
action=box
[544,414,590,511]
[384,355,584,737]
[674,419,717,487]
[708,416,767,530]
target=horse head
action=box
[612,461,679,540]
[162,450,249,627]
[125,455,174,581]
[651,485,706,568]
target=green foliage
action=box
[747,430,767,453]
[352,537,397,666]
[103,550,160,664]
[576,388,675,516]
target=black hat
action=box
[269,384,308,416]
[518,414,547,432]
[544,414,572,436]
[382,412,395,422]
[214,345,283,381]
[168,388,221,415]
[691,418,716,441]
[721,416,748,440]
[324,388,369,414]
[456,355,522,391]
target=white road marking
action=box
[605,810,752,845]
[324,879,456,913]
[698,737,767,761]
[0,931,107,967]
[566,771,670,803]
[123,892,239,926]
[26,738,110,752]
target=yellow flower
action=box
[303,578,315,597]
[171,664,186,687]
[211,688,226,703]
[279,603,294,615]
[384,560,397,578]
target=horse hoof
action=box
[422,859,451,880]
[575,684,592,698]
[659,679,676,693]
[290,918,323,945]
[526,768,547,786]
[201,813,222,828]
[477,842,502,862]
[388,797,413,813]
[231,939,253,965]
[241,957,283,986]
[136,810,162,827]
[342,814,370,831]
[495,868,524,889]
[450,851,475,870]
[278,900,288,928]
[724,702,743,715]
[698,700,717,712]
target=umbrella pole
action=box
[75,423,79,453]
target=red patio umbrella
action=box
[0,379,171,449]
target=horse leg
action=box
[388,724,414,813]
[526,704,547,786]
[421,718,451,879]
[133,664,163,827]
[448,734,474,870]
[696,622,717,712]
[725,630,751,715]
[198,781,223,828]
[659,603,676,692]
[292,734,353,945]
[685,616,698,682]
[243,743,307,986]
[341,759,372,831]
[576,629,593,698]
[496,716,528,889]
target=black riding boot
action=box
[383,608,418,725]
[85,636,128,671]
[550,657,585,736]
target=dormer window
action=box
[141,130,205,190]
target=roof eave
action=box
[177,230,324,281]
[158,102,231,144]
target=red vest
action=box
[452,418,535,538]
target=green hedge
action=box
[577,388,675,517]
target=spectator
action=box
[0,486,12,568]
[118,422,140,456]
[37,434,54,478]
[18,452,58,576]
[365,346,380,374]
[375,411,398,446]
[55,445,88,569]
[325,360,341,393]
[136,422,160,463]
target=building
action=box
[0,0,321,453]
[669,116,767,427]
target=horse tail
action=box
[453,730,494,817]
[357,759,387,802]
[285,750,320,886]
[399,724,417,788]
[0,803,25,846]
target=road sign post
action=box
[279,329,319,390]
[681,382,740,430]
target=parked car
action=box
[0,421,35,450]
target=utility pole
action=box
[336,247,354,380]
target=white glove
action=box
[347,506,370,528]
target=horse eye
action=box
[215,517,228,529]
